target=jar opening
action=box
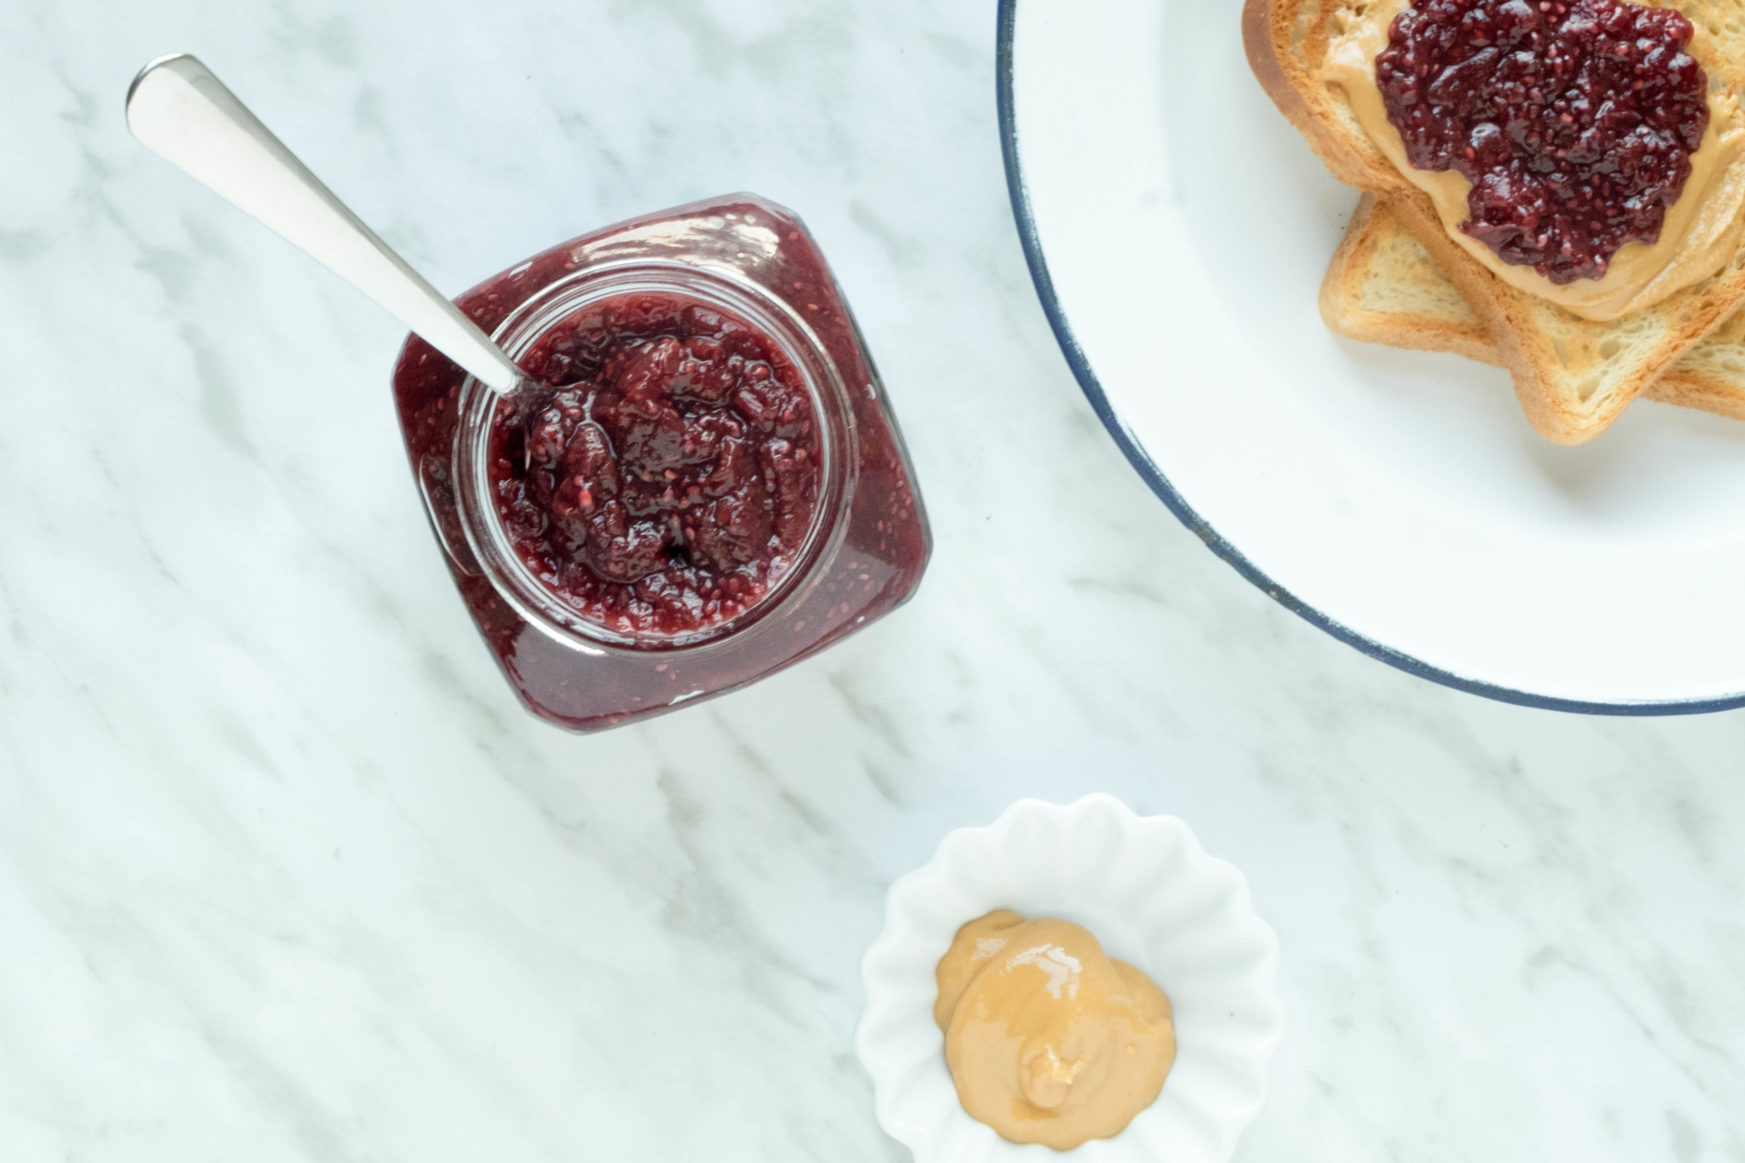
[453,261,851,653]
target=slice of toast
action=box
[1323,196,1745,421]
[1244,0,1745,442]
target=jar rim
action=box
[452,260,853,654]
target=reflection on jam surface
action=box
[391,196,930,732]
[1377,0,1710,283]
[490,293,822,637]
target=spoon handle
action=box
[126,53,524,395]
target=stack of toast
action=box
[1243,0,1745,442]
[1322,195,1745,422]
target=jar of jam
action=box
[392,195,930,732]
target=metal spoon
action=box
[126,53,530,398]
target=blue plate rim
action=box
[994,0,1745,716]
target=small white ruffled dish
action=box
[857,794,1286,1163]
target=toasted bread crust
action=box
[1241,0,1399,191]
[1324,195,1745,422]
[1319,195,1504,366]
[1245,0,1745,442]
[1650,375,1745,421]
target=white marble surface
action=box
[4,2,1745,1161]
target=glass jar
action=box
[391,194,930,732]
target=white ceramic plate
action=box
[998,0,1745,712]
[857,796,1285,1163]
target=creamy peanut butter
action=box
[933,910,1175,1150]
[1322,0,1745,321]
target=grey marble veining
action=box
[3,1,1745,1160]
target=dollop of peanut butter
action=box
[933,910,1176,1150]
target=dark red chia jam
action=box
[492,294,822,637]
[1376,0,1710,283]
[392,196,929,732]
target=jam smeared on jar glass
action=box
[1376,0,1711,283]
[489,293,822,637]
